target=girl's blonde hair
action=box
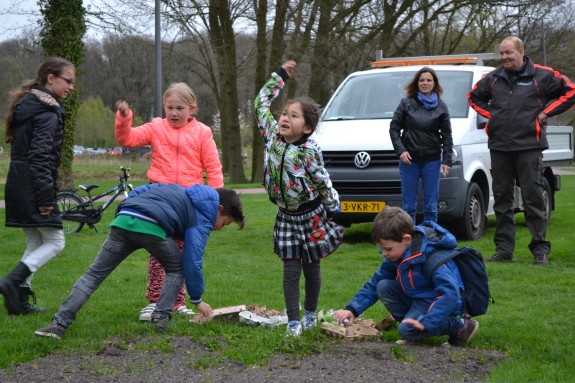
[163,82,197,112]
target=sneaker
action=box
[35,319,66,340]
[448,318,479,346]
[301,311,317,330]
[139,302,156,321]
[486,253,513,262]
[534,253,549,266]
[174,305,194,315]
[150,314,171,332]
[395,338,413,345]
[286,320,302,336]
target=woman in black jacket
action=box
[0,57,75,315]
[389,67,453,225]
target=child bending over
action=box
[35,184,243,339]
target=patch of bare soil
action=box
[0,335,505,383]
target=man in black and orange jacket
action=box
[468,35,575,266]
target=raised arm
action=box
[115,100,154,147]
[254,61,297,144]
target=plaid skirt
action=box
[274,203,344,263]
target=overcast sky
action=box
[0,0,176,45]
[0,0,41,41]
[0,0,154,42]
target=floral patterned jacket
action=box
[254,71,339,212]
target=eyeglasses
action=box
[55,74,75,85]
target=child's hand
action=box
[39,206,53,215]
[195,302,213,317]
[402,318,425,331]
[115,100,130,117]
[281,60,297,79]
[332,309,354,325]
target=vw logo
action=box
[354,151,371,168]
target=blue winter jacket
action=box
[117,183,219,304]
[345,221,464,333]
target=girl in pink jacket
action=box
[115,82,223,320]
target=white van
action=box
[313,54,573,240]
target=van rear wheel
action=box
[455,182,486,240]
[541,176,552,224]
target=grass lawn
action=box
[0,159,574,382]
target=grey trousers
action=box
[54,227,183,328]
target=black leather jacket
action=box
[389,96,453,166]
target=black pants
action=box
[283,259,321,322]
[490,149,551,257]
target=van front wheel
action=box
[455,182,486,240]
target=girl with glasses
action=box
[1,57,75,315]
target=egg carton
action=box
[189,305,246,323]
[238,310,288,328]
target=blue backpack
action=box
[422,247,492,317]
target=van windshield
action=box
[322,70,473,120]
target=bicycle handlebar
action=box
[119,166,131,180]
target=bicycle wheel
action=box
[56,192,85,234]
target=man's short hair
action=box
[501,36,524,52]
[371,206,415,243]
[216,188,245,228]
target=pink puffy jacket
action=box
[115,110,224,188]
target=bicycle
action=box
[56,166,134,234]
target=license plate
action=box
[339,201,386,213]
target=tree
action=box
[76,96,116,148]
[93,35,156,120]
[0,35,44,119]
[250,0,272,184]
[39,0,86,188]
[0,56,26,119]
[89,0,250,182]
[207,0,247,183]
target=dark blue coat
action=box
[118,183,219,304]
[345,221,464,333]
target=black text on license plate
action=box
[340,201,386,213]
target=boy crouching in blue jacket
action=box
[333,206,478,346]
[35,184,244,339]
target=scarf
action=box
[417,91,438,110]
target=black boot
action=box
[0,262,31,315]
[20,287,47,314]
